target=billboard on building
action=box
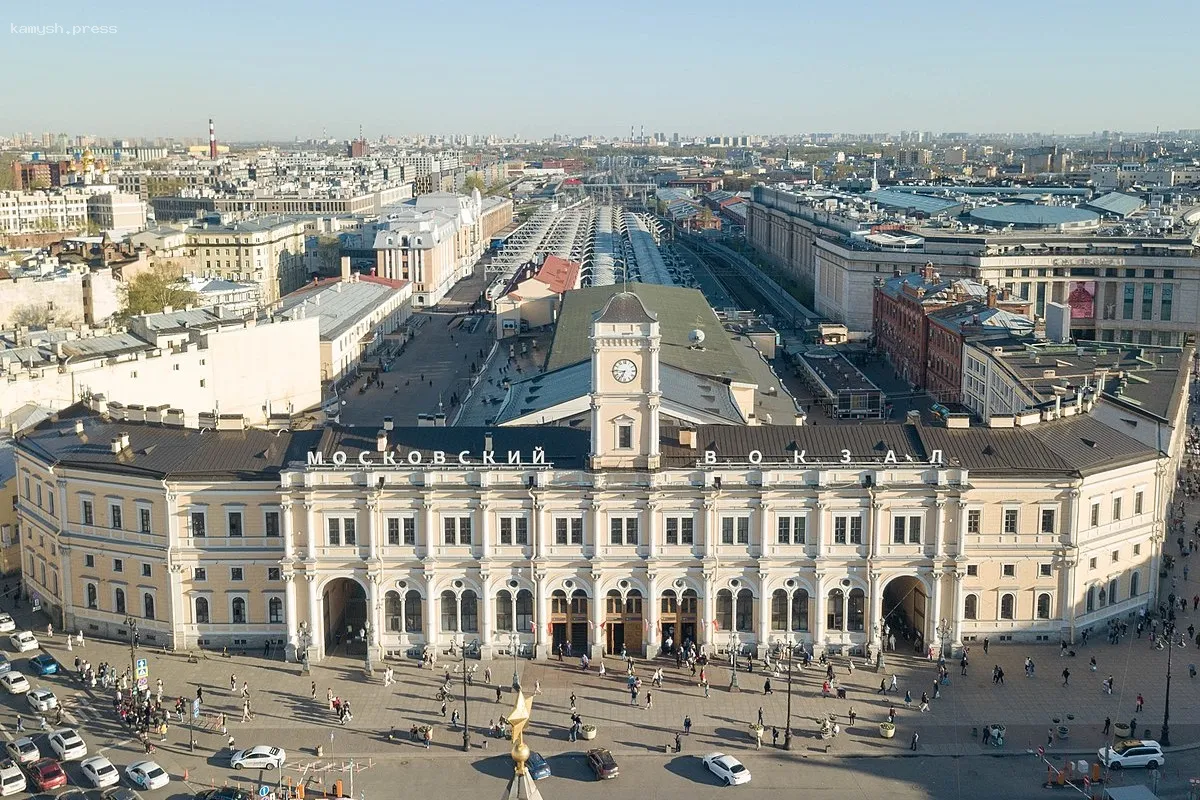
[1067,281,1096,320]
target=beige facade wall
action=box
[187,221,310,305]
[0,472,19,576]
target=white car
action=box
[125,761,170,790]
[0,615,15,633]
[8,632,37,653]
[0,672,29,694]
[1098,739,1165,770]
[0,759,25,796]
[702,752,752,786]
[26,688,58,712]
[48,729,87,761]
[230,745,286,770]
[81,756,121,788]
[3,738,38,765]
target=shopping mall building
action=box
[12,290,1187,664]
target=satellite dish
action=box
[688,328,706,347]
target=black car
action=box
[103,788,145,800]
[195,789,253,800]
[585,748,619,780]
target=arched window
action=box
[963,594,978,620]
[195,596,209,624]
[385,591,402,632]
[735,588,753,632]
[86,583,98,610]
[847,588,866,632]
[661,589,678,614]
[461,590,478,633]
[791,590,809,632]
[1130,571,1140,597]
[606,589,623,615]
[404,590,423,633]
[441,590,459,632]
[770,590,788,631]
[827,589,845,631]
[1036,593,1051,620]
[516,590,533,633]
[1098,587,1107,606]
[115,588,126,614]
[232,597,246,624]
[1086,586,1096,612]
[551,590,568,615]
[496,590,514,632]
[143,593,155,620]
[681,589,698,614]
[715,589,733,632]
[268,597,283,624]
[625,589,642,616]
[1108,579,1118,606]
[570,589,588,617]
[999,593,1015,620]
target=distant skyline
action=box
[5,0,1198,141]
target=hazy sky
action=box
[5,0,1197,140]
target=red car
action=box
[28,758,66,791]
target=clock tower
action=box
[589,292,661,470]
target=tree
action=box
[145,176,186,198]
[120,263,199,318]
[10,304,55,327]
[654,199,668,216]
[463,172,486,194]
[317,235,341,271]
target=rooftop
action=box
[277,276,408,341]
[968,205,1100,229]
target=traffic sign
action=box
[137,677,148,690]
[135,658,148,679]
[1036,746,1045,757]
[259,787,271,797]
[192,698,201,718]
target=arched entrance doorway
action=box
[323,578,367,655]
[881,576,928,654]
[550,588,589,656]
[659,588,698,652]
[604,589,643,656]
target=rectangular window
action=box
[1040,509,1056,534]
[191,511,206,536]
[967,509,980,534]
[554,517,583,545]
[893,516,905,544]
[849,517,863,544]
[84,554,95,568]
[47,490,54,517]
[113,558,123,573]
[666,517,694,545]
[1160,284,1173,321]
[499,517,529,546]
[1141,283,1153,320]
[778,516,806,544]
[1003,509,1018,534]
[264,511,280,537]
[1090,502,1100,527]
[82,500,94,526]
[231,567,244,581]
[444,517,471,545]
[1112,549,1120,562]
[833,516,847,544]
[139,507,152,534]
[907,515,920,543]
[721,516,750,545]
[1122,282,1135,319]
[329,517,342,546]
[1089,557,1097,570]
[1134,491,1143,515]
[617,424,632,449]
[610,517,639,545]
[1133,544,1141,556]
[966,564,978,576]
[386,518,401,545]
[194,567,206,581]
[1112,497,1122,521]
[110,503,123,530]
[227,511,243,537]
[141,563,151,578]
[1039,563,1052,577]
[1002,564,1015,578]
[35,484,42,508]
[267,567,281,581]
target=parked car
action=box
[101,786,145,800]
[527,752,551,781]
[47,729,87,761]
[81,755,121,788]
[4,738,38,765]
[230,746,285,771]
[26,758,66,791]
[0,672,29,694]
[26,688,58,712]
[702,752,752,785]
[0,614,16,633]
[126,761,170,790]
[8,632,38,653]
[193,788,251,800]
[0,654,12,675]
[1098,739,1165,770]
[585,748,619,780]
[28,654,59,675]
[0,759,26,796]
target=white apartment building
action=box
[185,216,312,305]
[0,191,89,234]
[86,192,148,233]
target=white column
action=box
[646,572,659,657]
[868,571,883,649]
[813,574,827,650]
[646,501,659,558]
[813,500,827,554]
[425,582,440,651]
[703,500,716,559]
[280,498,295,559]
[366,495,379,560]
[478,500,491,559]
[956,497,968,559]
[532,499,545,560]
[367,575,380,663]
[589,501,602,559]
[932,499,945,558]
[534,571,549,659]
[869,500,882,559]
[306,575,320,661]
[304,498,316,559]
[701,571,716,646]
[928,570,943,651]
[284,576,299,661]
[422,499,435,559]
[950,571,963,649]
[479,573,494,658]
[756,571,770,657]
[758,500,772,559]
[589,571,604,659]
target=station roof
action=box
[866,189,961,216]
[1083,192,1146,218]
[968,205,1099,227]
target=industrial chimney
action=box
[209,118,217,159]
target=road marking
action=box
[96,737,134,754]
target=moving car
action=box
[48,729,87,761]
[8,632,38,653]
[4,738,38,765]
[585,748,619,780]
[26,688,58,712]
[702,752,752,786]
[230,746,285,770]
[0,759,26,796]
[125,761,170,790]
[26,758,66,791]
[0,672,29,694]
[0,614,15,633]
[81,755,121,788]
[28,654,59,675]
[527,751,551,781]
[1098,739,1165,770]
[0,654,11,675]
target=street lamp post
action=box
[783,637,794,750]
[123,616,139,698]
[729,631,741,691]
[1161,631,1173,747]
[937,618,953,660]
[509,630,521,691]
[363,620,374,677]
[461,648,471,752]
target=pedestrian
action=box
[495,686,502,702]
[754,727,762,750]
[675,732,682,753]
[983,637,989,654]
[484,667,492,684]
[46,623,53,638]
[878,678,887,694]
[14,715,23,732]
[196,686,204,704]
[311,682,317,699]
[645,692,653,710]
[960,656,968,676]
[423,728,432,749]
[772,727,779,747]
[451,709,460,730]
[982,725,991,746]
[534,680,541,694]
[1062,668,1070,686]
[1047,729,1054,748]
[230,674,236,693]
[440,700,447,717]
[757,706,764,726]
[904,689,912,707]
[570,693,577,711]
[684,715,692,735]
[890,674,899,692]
[1136,693,1144,712]
[910,732,919,751]
[764,678,772,694]
[919,692,930,713]
[848,706,857,727]
[1103,717,1111,736]
[241,681,249,699]
[703,681,710,698]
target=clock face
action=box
[611,359,638,384]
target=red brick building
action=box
[925,303,1035,403]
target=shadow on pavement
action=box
[663,754,716,785]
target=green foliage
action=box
[463,172,486,193]
[120,263,199,318]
